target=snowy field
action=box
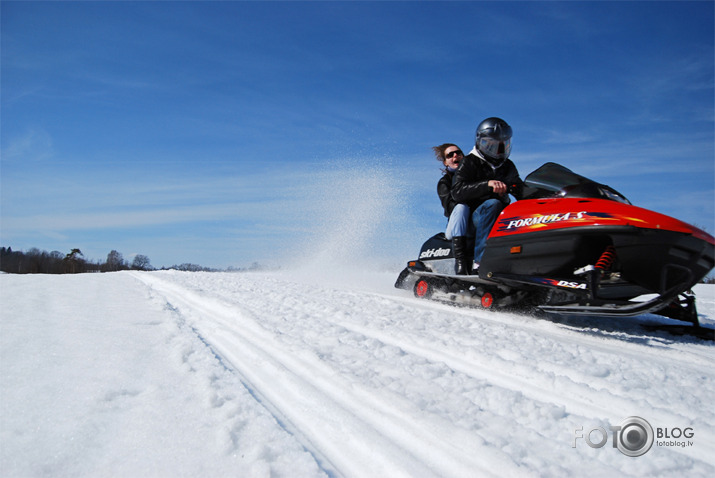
[1,269,714,477]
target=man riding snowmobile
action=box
[452,117,525,274]
[397,126,714,338]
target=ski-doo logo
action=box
[500,211,587,231]
[419,247,451,259]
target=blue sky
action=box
[1,1,713,269]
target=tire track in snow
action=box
[133,272,715,471]
[322,315,715,459]
[316,293,715,463]
[385,291,713,373]
[263,284,715,465]
[133,273,529,478]
[257,281,712,422]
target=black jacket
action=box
[451,150,524,209]
[437,171,459,218]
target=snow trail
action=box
[133,270,715,477]
[134,272,522,477]
[2,270,714,477]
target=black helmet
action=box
[475,117,512,164]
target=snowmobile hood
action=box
[491,197,715,244]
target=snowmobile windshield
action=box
[522,162,631,204]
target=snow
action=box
[1,269,714,477]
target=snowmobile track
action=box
[132,272,715,473]
[134,273,523,478]
[314,295,715,459]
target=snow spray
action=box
[281,161,423,285]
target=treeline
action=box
[0,246,265,274]
[0,247,153,274]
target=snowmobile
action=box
[395,162,715,339]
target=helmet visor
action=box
[478,136,512,161]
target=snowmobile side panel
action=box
[417,233,453,260]
[481,225,714,297]
[479,228,610,278]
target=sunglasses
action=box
[445,150,463,159]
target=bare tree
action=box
[131,254,152,271]
[105,250,125,272]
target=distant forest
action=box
[1,245,711,282]
[0,246,237,274]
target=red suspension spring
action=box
[595,245,617,271]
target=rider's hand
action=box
[489,180,507,195]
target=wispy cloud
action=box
[1,128,54,162]
[3,203,241,233]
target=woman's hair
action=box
[432,143,459,172]
[432,143,459,162]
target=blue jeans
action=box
[472,199,505,262]
[445,204,475,240]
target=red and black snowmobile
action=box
[395,163,715,339]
